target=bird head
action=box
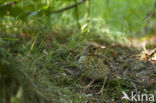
[82,44,105,56]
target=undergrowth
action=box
[0,0,155,102]
[0,16,129,103]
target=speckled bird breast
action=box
[79,54,110,79]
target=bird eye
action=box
[93,47,96,50]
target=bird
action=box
[79,44,110,94]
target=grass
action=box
[0,17,125,103]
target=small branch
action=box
[0,0,20,7]
[51,0,88,13]
[74,0,81,29]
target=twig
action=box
[51,0,88,13]
[0,0,20,7]
[74,0,81,29]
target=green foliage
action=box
[0,39,46,103]
[0,39,22,103]
[0,0,154,34]
[93,0,155,33]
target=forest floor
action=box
[55,41,156,103]
[0,19,156,103]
